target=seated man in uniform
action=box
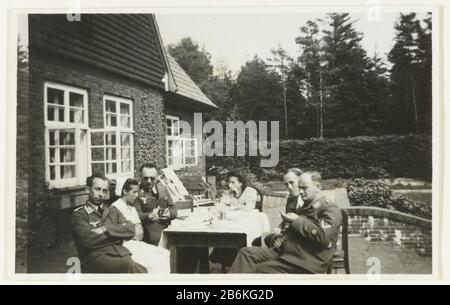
[264,168,304,248]
[135,163,177,245]
[229,171,342,274]
[71,173,147,273]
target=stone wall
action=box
[347,214,432,257]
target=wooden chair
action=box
[249,186,264,246]
[249,185,264,212]
[327,209,350,274]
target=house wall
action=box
[17,48,168,272]
[28,47,168,190]
[16,51,29,273]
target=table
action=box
[159,207,270,273]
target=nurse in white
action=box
[112,178,170,274]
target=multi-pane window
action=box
[167,138,183,169]
[105,97,132,129]
[166,115,198,170]
[183,138,197,166]
[47,129,77,180]
[46,84,87,126]
[69,92,85,124]
[90,131,133,176]
[46,87,65,122]
[166,115,182,169]
[89,96,134,177]
[44,84,135,188]
[166,116,180,137]
[44,83,88,188]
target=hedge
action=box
[347,179,432,220]
[206,134,432,181]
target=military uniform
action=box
[134,182,177,245]
[229,196,342,274]
[264,194,303,247]
[71,202,147,273]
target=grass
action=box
[264,178,350,192]
[389,184,432,190]
[395,192,432,206]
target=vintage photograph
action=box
[14,8,433,276]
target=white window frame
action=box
[87,95,135,179]
[165,115,198,170]
[44,82,88,129]
[182,137,198,167]
[88,129,135,179]
[44,82,89,188]
[103,95,133,132]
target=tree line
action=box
[167,12,432,139]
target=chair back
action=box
[248,185,264,212]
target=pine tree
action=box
[321,13,373,137]
[167,37,214,87]
[202,72,235,122]
[267,45,293,138]
[284,60,313,139]
[231,56,284,123]
[295,20,325,138]
[388,13,431,134]
[363,52,393,135]
[416,12,432,134]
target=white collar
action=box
[296,195,304,208]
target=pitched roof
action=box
[166,53,217,109]
[29,14,167,90]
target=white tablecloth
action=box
[158,207,271,248]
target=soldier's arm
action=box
[134,197,151,222]
[71,211,111,250]
[102,206,136,239]
[290,204,343,248]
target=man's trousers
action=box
[82,253,147,273]
[228,247,313,274]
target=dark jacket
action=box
[264,195,301,247]
[285,195,301,213]
[280,196,342,274]
[134,182,177,245]
[71,202,136,264]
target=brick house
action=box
[16,14,216,272]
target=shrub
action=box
[390,195,432,220]
[29,182,60,250]
[347,179,432,220]
[206,134,432,181]
[347,179,392,208]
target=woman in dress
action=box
[112,178,170,274]
[219,172,260,210]
[211,172,262,270]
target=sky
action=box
[156,12,429,76]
